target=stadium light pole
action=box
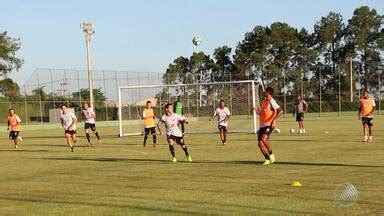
[81,22,95,108]
[378,70,382,115]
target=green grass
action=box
[0,115,383,215]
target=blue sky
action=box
[1,0,383,85]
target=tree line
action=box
[163,6,383,103]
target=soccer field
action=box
[0,115,383,215]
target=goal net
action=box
[118,80,261,137]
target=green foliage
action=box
[0,31,24,74]
[0,77,20,100]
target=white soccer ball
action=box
[192,36,202,46]
[290,128,295,134]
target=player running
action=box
[173,96,185,135]
[60,104,77,152]
[294,95,308,134]
[358,90,376,142]
[142,100,157,147]
[211,100,231,145]
[82,102,101,146]
[157,103,192,163]
[254,87,283,165]
[7,108,22,149]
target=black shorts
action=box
[9,131,20,141]
[84,123,96,131]
[167,135,185,145]
[144,127,156,135]
[218,125,228,132]
[257,126,273,141]
[362,117,373,126]
[65,130,77,135]
[296,113,304,122]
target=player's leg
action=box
[223,127,228,145]
[13,132,19,149]
[368,118,373,142]
[261,129,276,163]
[85,124,92,146]
[257,128,270,164]
[362,119,368,142]
[151,127,157,147]
[167,137,177,162]
[92,124,101,144]
[177,137,191,161]
[218,126,225,144]
[65,132,74,152]
[143,128,150,147]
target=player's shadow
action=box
[35,157,171,163]
[0,149,49,152]
[232,160,384,168]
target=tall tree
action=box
[0,32,24,75]
[314,12,345,77]
[233,26,270,82]
[347,6,384,89]
[212,46,233,82]
[0,78,20,100]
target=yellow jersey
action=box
[143,108,155,128]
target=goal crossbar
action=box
[118,80,259,137]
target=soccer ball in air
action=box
[192,36,202,46]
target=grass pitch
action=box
[0,115,383,215]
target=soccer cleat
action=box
[368,137,373,143]
[87,142,92,147]
[14,145,18,150]
[70,147,74,152]
[270,154,276,163]
[262,160,271,165]
[171,157,177,163]
[302,129,306,134]
[98,139,102,144]
[187,155,192,162]
[222,142,226,146]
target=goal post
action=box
[117,80,261,137]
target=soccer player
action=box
[211,100,231,145]
[173,96,185,134]
[157,103,192,163]
[7,108,22,149]
[82,102,101,146]
[142,100,157,147]
[294,95,308,134]
[60,104,77,152]
[254,87,283,165]
[358,90,376,142]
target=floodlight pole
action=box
[81,23,95,108]
[378,70,382,115]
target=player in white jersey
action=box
[60,104,77,152]
[210,100,231,145]
[82,102,101,146]
[157,103,192,163]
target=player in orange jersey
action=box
[7,108,23,149]
[358,90,376,142]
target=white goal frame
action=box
[118,80,260,137]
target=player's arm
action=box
[60,118,64,128]
[358,102,362,119]
[209,110,216,121]
[7,119,10,131]
[69,115,77,129]
[303,100,309,112]
[156,119,163,135]
[224,110,231,122]
[179,115,188,125]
